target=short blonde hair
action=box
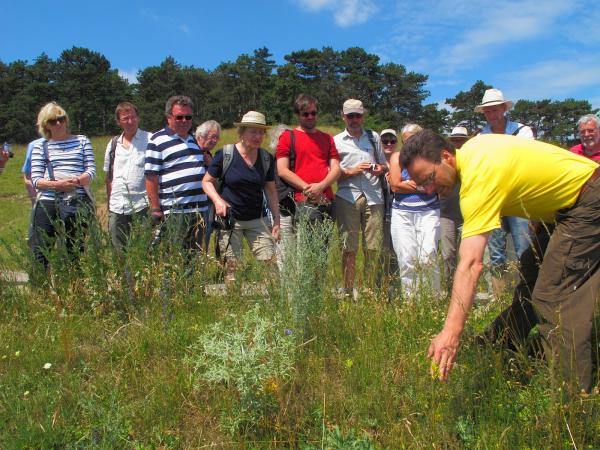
[37,102,69,139]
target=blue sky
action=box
[2,0,599,111]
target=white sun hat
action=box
[449,126,469,138]
[474,88,514,113]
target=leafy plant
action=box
[186,305,296,435]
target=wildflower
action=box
[265,378,279,394]
[14,351,20,357]
[284,328,293,336]
[430,360,440,380]
[24,391,30,396]
[43,363,52,370]
[344,358,353,369]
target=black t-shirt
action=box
[208,146,275,221]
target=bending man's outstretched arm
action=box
[428,232,489,380]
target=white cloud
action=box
[378,0,576,76]
[436,1,572,71]
[141,9,191,36]
[296,0,379,27]
[118,69,138,84]
[498,58,600,102]
[179,24,191,36]
[140,9,159,22]
[298,0,336,10]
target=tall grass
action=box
[1,211,598,448]
[0,132,598,447]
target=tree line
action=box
[0,46,597,146]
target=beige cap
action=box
[343,99,364,115]
[380,129,397,138]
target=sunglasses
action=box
[301,111,318,117]
[47,116,66,125]
[172,115,193,121]
[345,113,363,119]
[382,139,397,145]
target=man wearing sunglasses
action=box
[276,93,341,228]
[334,99,387,299]
[145,95,208,261]
[401,129,599,395]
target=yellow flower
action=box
[430,360,440,380]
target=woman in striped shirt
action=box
[30,102,96,271]
[389,124,440,298]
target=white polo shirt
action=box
[104,128,151,214]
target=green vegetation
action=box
[1,134,599,448]
[2,47,597,145]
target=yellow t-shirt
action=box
[457,134,598,239]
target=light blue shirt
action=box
[22,138,45,175]
[481,119,534,139]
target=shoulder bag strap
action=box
[365,129,378,154]
[107,135,119,183]
[288,129,296,172]
[511,125,526,136]
[42,140,55,181]
[258,147,271,179]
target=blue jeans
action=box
[488,216,530,271]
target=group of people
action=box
[15,87,600,394]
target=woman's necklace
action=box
[238,144,257,167]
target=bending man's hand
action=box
[428,328,461,381]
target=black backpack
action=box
[274,129,297,216]
[217,143,271,192]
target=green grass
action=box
[0,131,598,448]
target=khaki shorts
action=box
[218,217,275,261]
[335,195,384,252]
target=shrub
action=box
[186,305,296,435]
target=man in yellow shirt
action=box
[401,130,599,393]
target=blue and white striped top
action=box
[31,135,96,201]
[144,127,208,214]
[392,168,439,212]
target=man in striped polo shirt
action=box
[145,95,208,261]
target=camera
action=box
[213,208,235,231]
[3,142,14,158]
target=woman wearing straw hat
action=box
[202,111,280,282]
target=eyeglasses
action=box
[172,114,193,121]
[47,116,66,125]
[381,139,397,145]
[416,162,438,191]
[119,115,138,123]
[301,111,318,117]
[345,113,363,119]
